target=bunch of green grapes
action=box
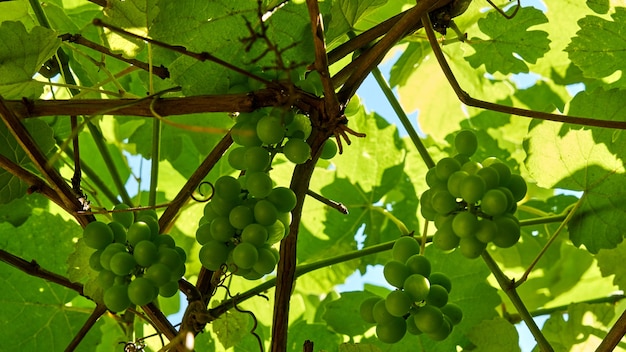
[420,130,527,258]
[83,205,186,312]
[196,107,336,279]
[360,237,463,343]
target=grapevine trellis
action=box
[1,0,626,351]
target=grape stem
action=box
[515,193,585,287]
[367,205,411,236]
[306,189,349,214]
[481,251,554,352]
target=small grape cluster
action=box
[196,108,336,279]
[360,237,463,343]
[420,130,527,259]
[83,205,186,312]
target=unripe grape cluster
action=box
[196,108,336,279]
[420,130,527,258]
[82,205,186,312]
[360,237,463,343]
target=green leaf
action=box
[467,317,521,352]
[566,8,626,89]
[212,307,250,349]
[0,21,60,99]
[339,343,382,352]
[596,240,626,292]
[539,303,617,352]
[465,7,550,74]
[286,320,342,352]
[325,0,387,44]
[389,41,431,88]
[0,119,56,204]
[322,291,378,336]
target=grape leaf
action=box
[212,308,250,349]
[539,303,618,352]
[465,7,550,75]
[566,8,626,89]
[389,41,431,88]
[286,320,342,352]
[525,89,626,253]
[0,212,101,351]
[325,0,387,44]
[322,291,378,336]
[339,343,382,352]
[467,317,521,352]
[596,240,626,292]
[0,119,56,205]
[0,21,60,99]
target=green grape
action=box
[136,209,158,220]
[252,247,277,275]
[403,274,430,302]
[405,255,431,277]
[267,187,297,213]
[158,247,183,268]
[492,216,521,248]
[419,189,437,221]
[451,212,479,238]
[245,172,273,198]
[100,243,126,270]
[446,170,469,198]
[127,277,158,306]
[254,199,278,226]
[475,218,498,243]
[459,235,487,259]
[127,221,152,247]
[431,190,458,215]
[427,317,452,341]
[232,242,259,270]
[285,113,312,139]
[112,204,134,228]
[454,130,478,156]
[241,223,269,247]
[144,262,172,287]
[243,269,265,280]
[97,269,116,290]
[133,240,158,267]
[498,186,516,213]
[83,221,114,250]
[108,221,127,244]
[256,115,285,145]
[153,234,175,249]
[210,195,241,217]
[460,174,486,204]
[480,189,509,216]
[453,153,471,166]
[89,250,104,271]
[461,161,482,174]
[210,216,236,242]
[229,205,254,230]
[360,297,381,324]
[376,316,407,344]
[489,162,511,186]
[104,284,131,312]
[385,290,413,317]
[170,261,186,281]
[283,138,311,164]
[413,304,444,333]
[198,240,229,271]
[244,146,271,172]
[215,175,242,201]
[383,260,410,289]
[434,213,454,229]
[195,223,213,245]
[320,139,338,160]
[228,146,248,170]
[425,284,449,308]
[203,202,220,222]
[267,218,287,244]
[392,236,420,263]
[432,219,460,251]
[441,303,463,325]
[236,111,261,124]
[232,121,262,147]
[136,215,159,239]
[425,168,445,188]
[507,174,527,201]
[429,272,452,293]
[372,299,394,324]
[406,314,423,335]
[481,157,500,167]
[435,157,461,181]
[476,166,500,190]
[109,251,136,276]
[159,280,179,298]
